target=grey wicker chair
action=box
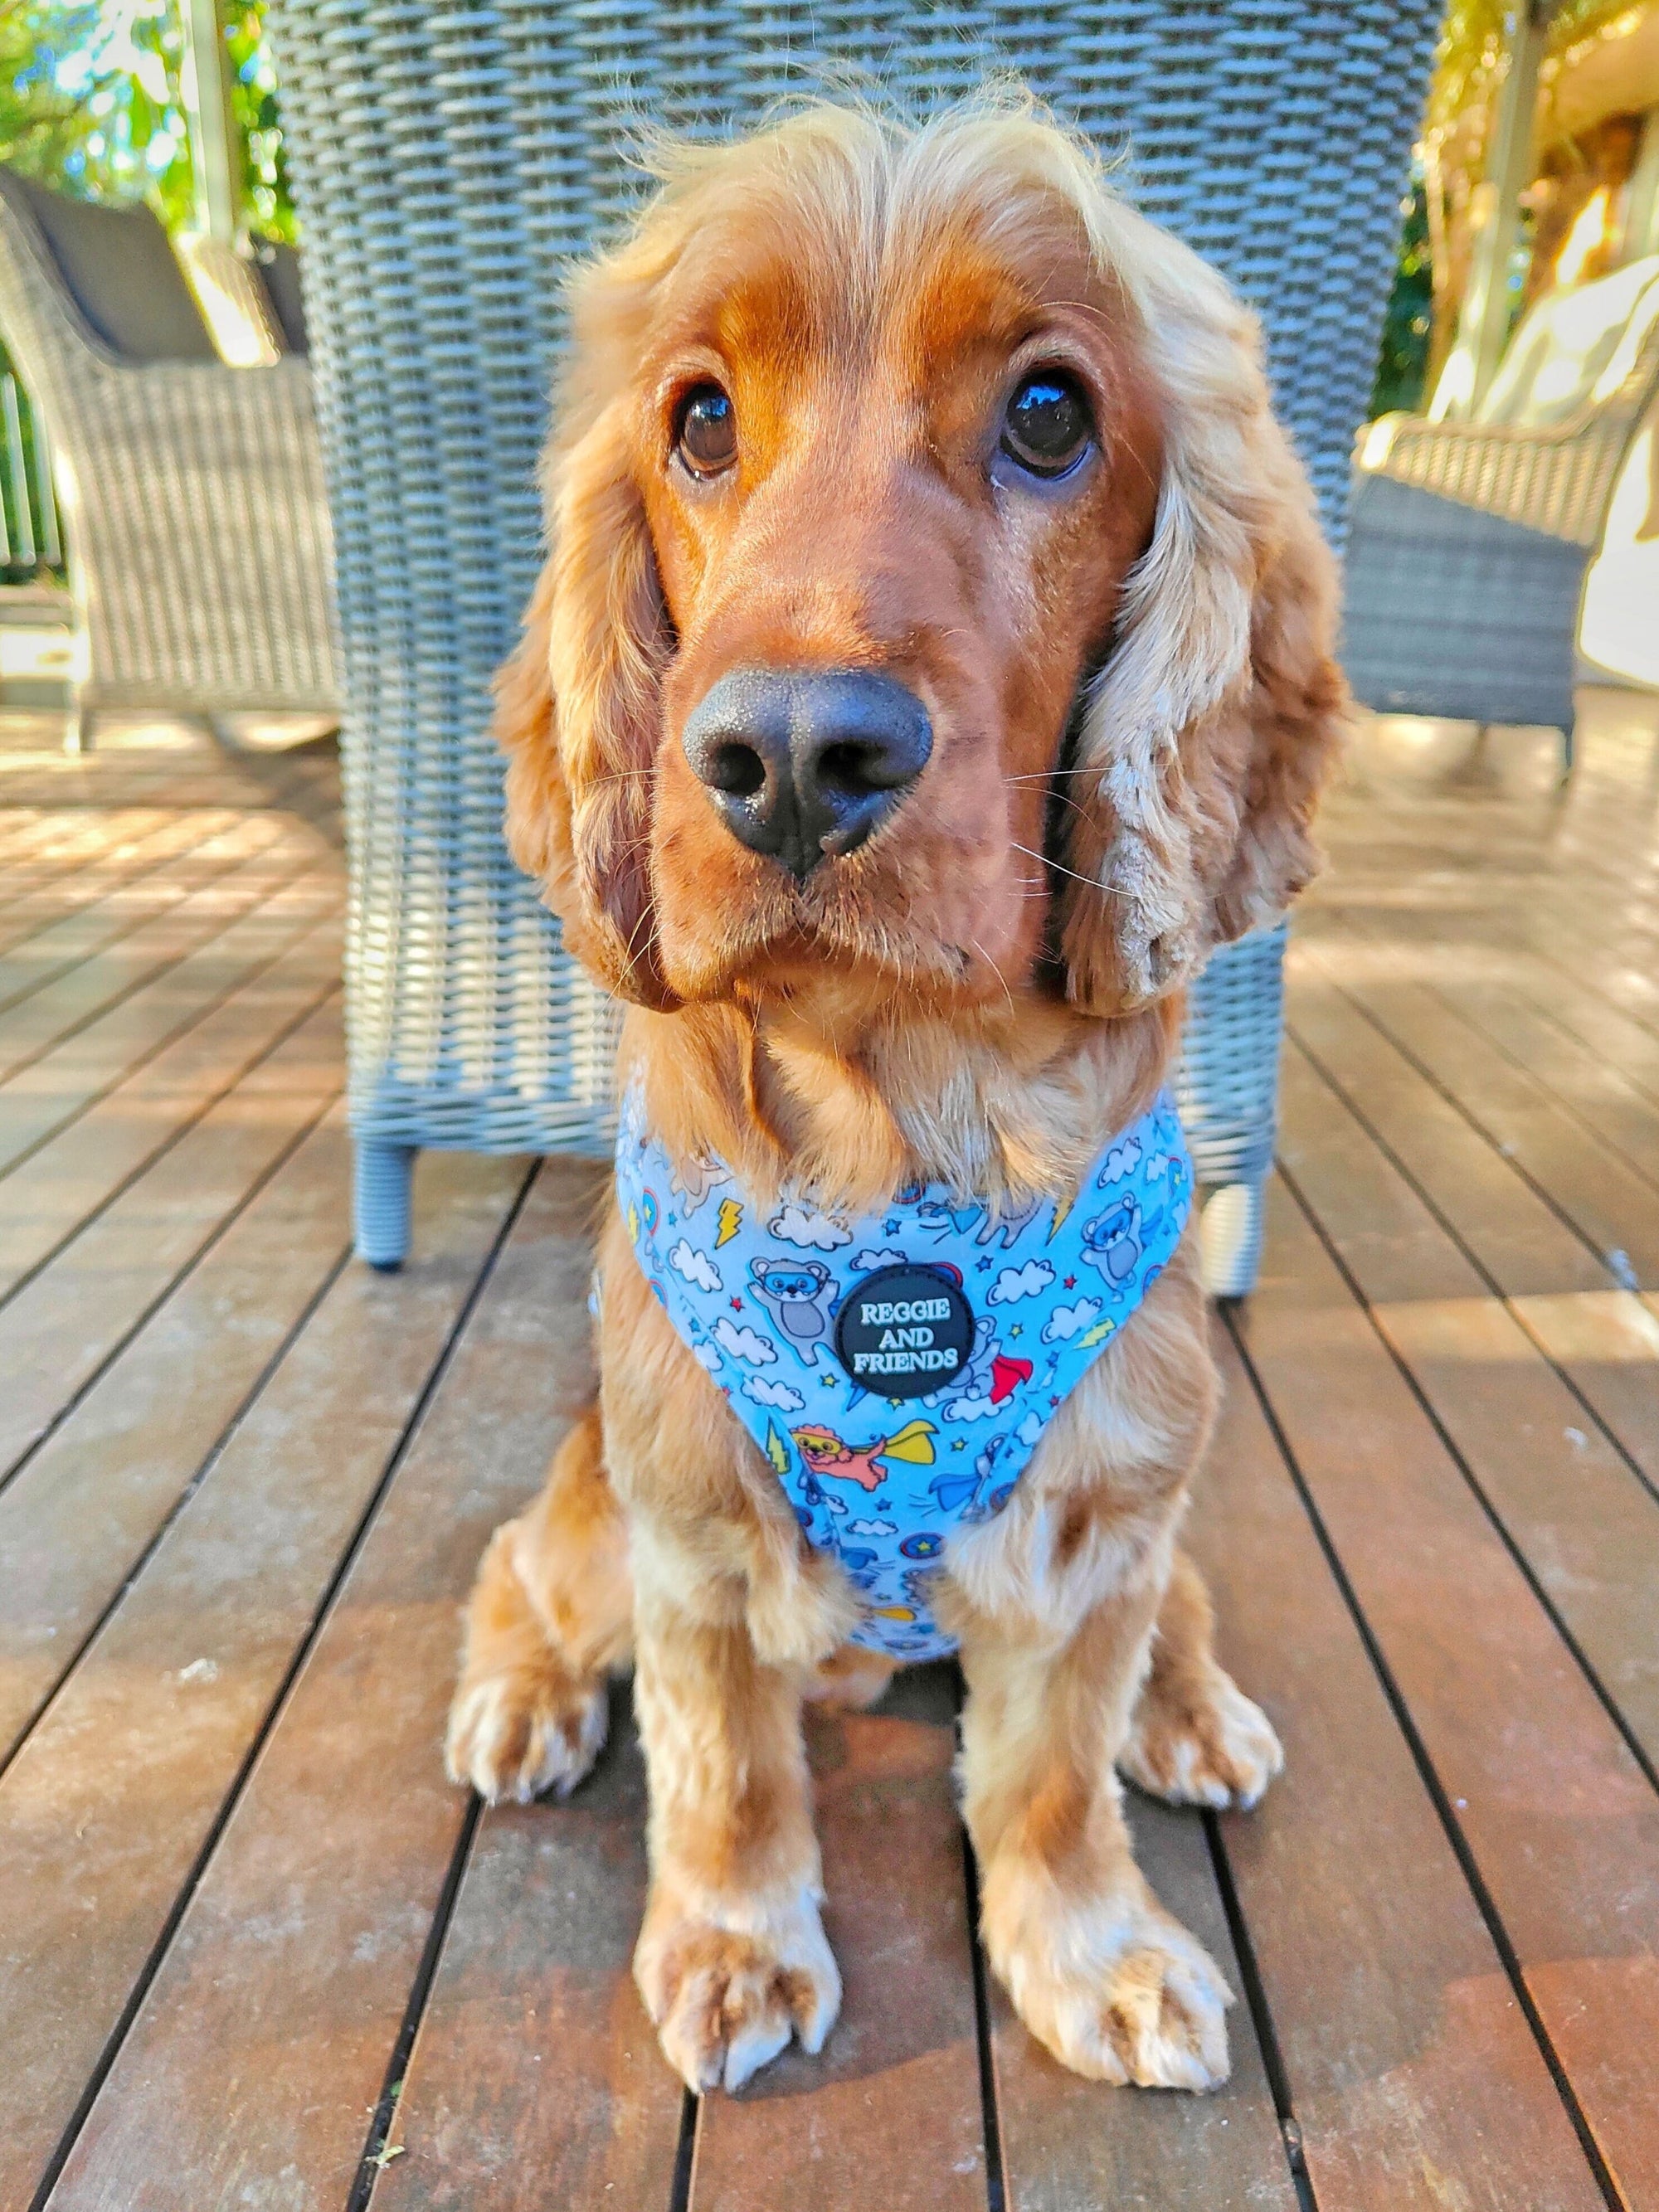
[1345,255,1659,769]
[267,0,1441,1293]
[0,168,339,736]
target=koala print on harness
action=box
[614,1082,1193,1660]
[747,1258,837,1366]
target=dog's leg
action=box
[630,1553,842,2093]
[1118,1547,1282,1810]
[446,1407,633,1803]
[959,1567,1233,2089]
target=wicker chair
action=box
[0,168,339,736]
[268,0,1442,1293]
[1345,255,1659,769]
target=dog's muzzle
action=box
[680,668,933,881]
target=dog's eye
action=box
[1001,372,1092,479]
[676,385,737,477]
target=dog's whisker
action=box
[1010,842,1121,897]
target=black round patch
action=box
[834,1265,975,1400]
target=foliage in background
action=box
[1371,170,1436,416]
[1370,0,1647,417]
[0,2,293,241]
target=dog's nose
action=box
[681,668,933,881]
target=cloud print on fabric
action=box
[768,1203,852,1252]
[1099,1135,1142,1185]
[742,1373,805,1412]
[846,1517,898,1537]
[851,1247,907,1272]
[714,1315,776,1365]
[1042,1296,1103,1344]
[941,1392,999,1424]
[692,1340,721,1373]
[668,1237,721,1294]
[988,1258,1055,1305]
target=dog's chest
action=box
[613,1088,1193,1660]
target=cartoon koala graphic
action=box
[747,1257,838,1366]
[1078,1194,1144,1288]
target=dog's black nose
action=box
[681,668,933,881]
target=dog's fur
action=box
[446,95,1345,2096]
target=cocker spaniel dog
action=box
[447,94,1345,2097]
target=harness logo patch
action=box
[834,1264,975,1398]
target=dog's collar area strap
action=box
[613,1090,1193,1662]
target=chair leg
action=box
[1199,1177,1268,1300]
[1561,716,1575,780]
[354,1139,416,1271]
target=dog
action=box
[445,92,1345,2098]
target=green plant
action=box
[1372,170,1436,417]
[0,1,293,241]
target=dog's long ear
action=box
[1058,241,1347,1015]
[495,397,679,1009]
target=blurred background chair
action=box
[0,166,338,741]
[1345,251,1659,768]
[267,0,1443,1291]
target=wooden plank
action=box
[44,1161,602,2212]
[0,809,182,919]
[1286,955,1613,1297]
[1287,960,1659,1492]
[990,1788,1297,2212]
[0,825,318,1067]
[0,867,338,1173]
[0,1151,527,2212]
[367,1686,686,2212]
[1280,1040,1659,1801]
[1236,1175,1659,2199]
[1510,1289,1659,1503]
[688,1664,985,2212]
[1294,929,1659,1288]
[0,809,172,889]
[1189,1328,1604,2212]
[1297,892,1659,1210]
[0,988,340,1479]
[0,919,340,1300]
[0,809,255,975]
[0,1106,352,1760]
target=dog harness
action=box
[614,1085,1193,1661]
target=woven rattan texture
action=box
[1343,476,1588,734]
[1343,297,1659,741]
[1361,305,1659,550]
[267,0,1439,1169]
[0,172,340,716]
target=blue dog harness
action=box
[614,1087,1193,1661]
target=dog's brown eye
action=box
[1002,372,1092,479]
[677,385,737,477]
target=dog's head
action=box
[498,98,1346,1019]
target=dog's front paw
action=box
[445,1660,608,1805]
[984,1862,1232,2089]
[1120,1667,1282,1811]
[635,1891,841,2093]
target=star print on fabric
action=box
[729,1296,742,1310]
[1063,1276,1077,1290]
[883,1218,900,1236]
[951,1438,967,1452]
[1009,1324,1024,1339]
[975,1256,994,1272]
[1048,1394,1061,1407]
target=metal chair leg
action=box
[354,1139,416,1270]
[1199,1177,1268,1300]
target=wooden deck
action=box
[2,692,1657,2212]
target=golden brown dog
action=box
[446,94,1345,2097]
